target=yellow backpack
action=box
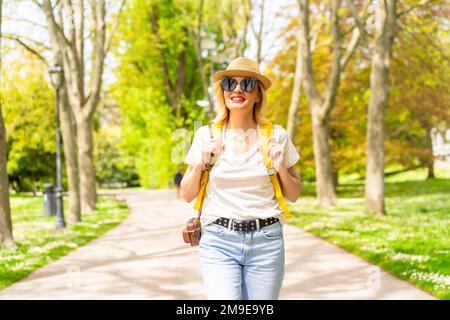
[193,121,292,219]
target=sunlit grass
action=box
[289,169,450,299]
[0,195,129,290]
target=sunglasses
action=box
[221,77,257,92]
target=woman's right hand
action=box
[198,137,224,167]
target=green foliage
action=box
[94,125,140,188]
[111,86,177,188]
[2,54,56,192]
[111,0,210,188]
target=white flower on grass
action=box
[28,246,48,254]
[2,254,25,261]
[42,240,69,251]
[390,252,430,263]
[409,271,450,290]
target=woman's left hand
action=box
[267,136,285,172]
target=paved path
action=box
[0,190,435,299]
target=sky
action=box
[244,0,296,69]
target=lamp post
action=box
[49,64,66,230]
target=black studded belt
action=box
[213,217,279,232]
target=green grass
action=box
[0,195,129,290]
[288,167,450,299]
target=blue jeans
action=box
[199,221,285,300]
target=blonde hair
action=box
[211,80,271,127]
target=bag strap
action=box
[193,121,292,220]
[259,122,292,219]
[193,122,223,216]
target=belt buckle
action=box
[227,218,233,231]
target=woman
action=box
[173,168,184,199]
[181,57,302,300]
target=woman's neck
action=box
[226,110,257,131]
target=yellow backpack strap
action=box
[259,122,292,219]
[193,122,223,214]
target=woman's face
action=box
[223,77,262,111]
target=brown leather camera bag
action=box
[182,217,202,246]
[182,124,221,246]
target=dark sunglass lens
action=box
[221,77,237,91]
[241,78,256,92]
[221,78,229,91]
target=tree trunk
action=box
[183,0,215,117]
[426,161,435,180]
[332,168,338,192]
[365,0,397,215]
[40,0,109,214]
[298,0,347,206]
[0,110,14,249]
[60,87,81,223]
[44,1,82,223]
[254,0,264,65]
[0,0,16,249]
[365,96,386,215]
[425,127,435,180]
[77,117,96,212]
[312,112,337,206]
[287,34,303,140]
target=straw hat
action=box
[213,57,272,90]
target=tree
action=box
[0,0,16,249]
[149,1,188,120]
[365,0,397,215]
[263,20,307,178]
[387,3,450,179]
[2,54,56,193]
[94,99,139,188]
[297,0,363,206]
[59,83,81,223]
[113,0,208,188]
[6,2,83,223]
[37,0,125,212]
[286,26,303,142]
[248,0,265,65]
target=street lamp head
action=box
[49,64,64,89]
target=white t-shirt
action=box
[184,123,300,227]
